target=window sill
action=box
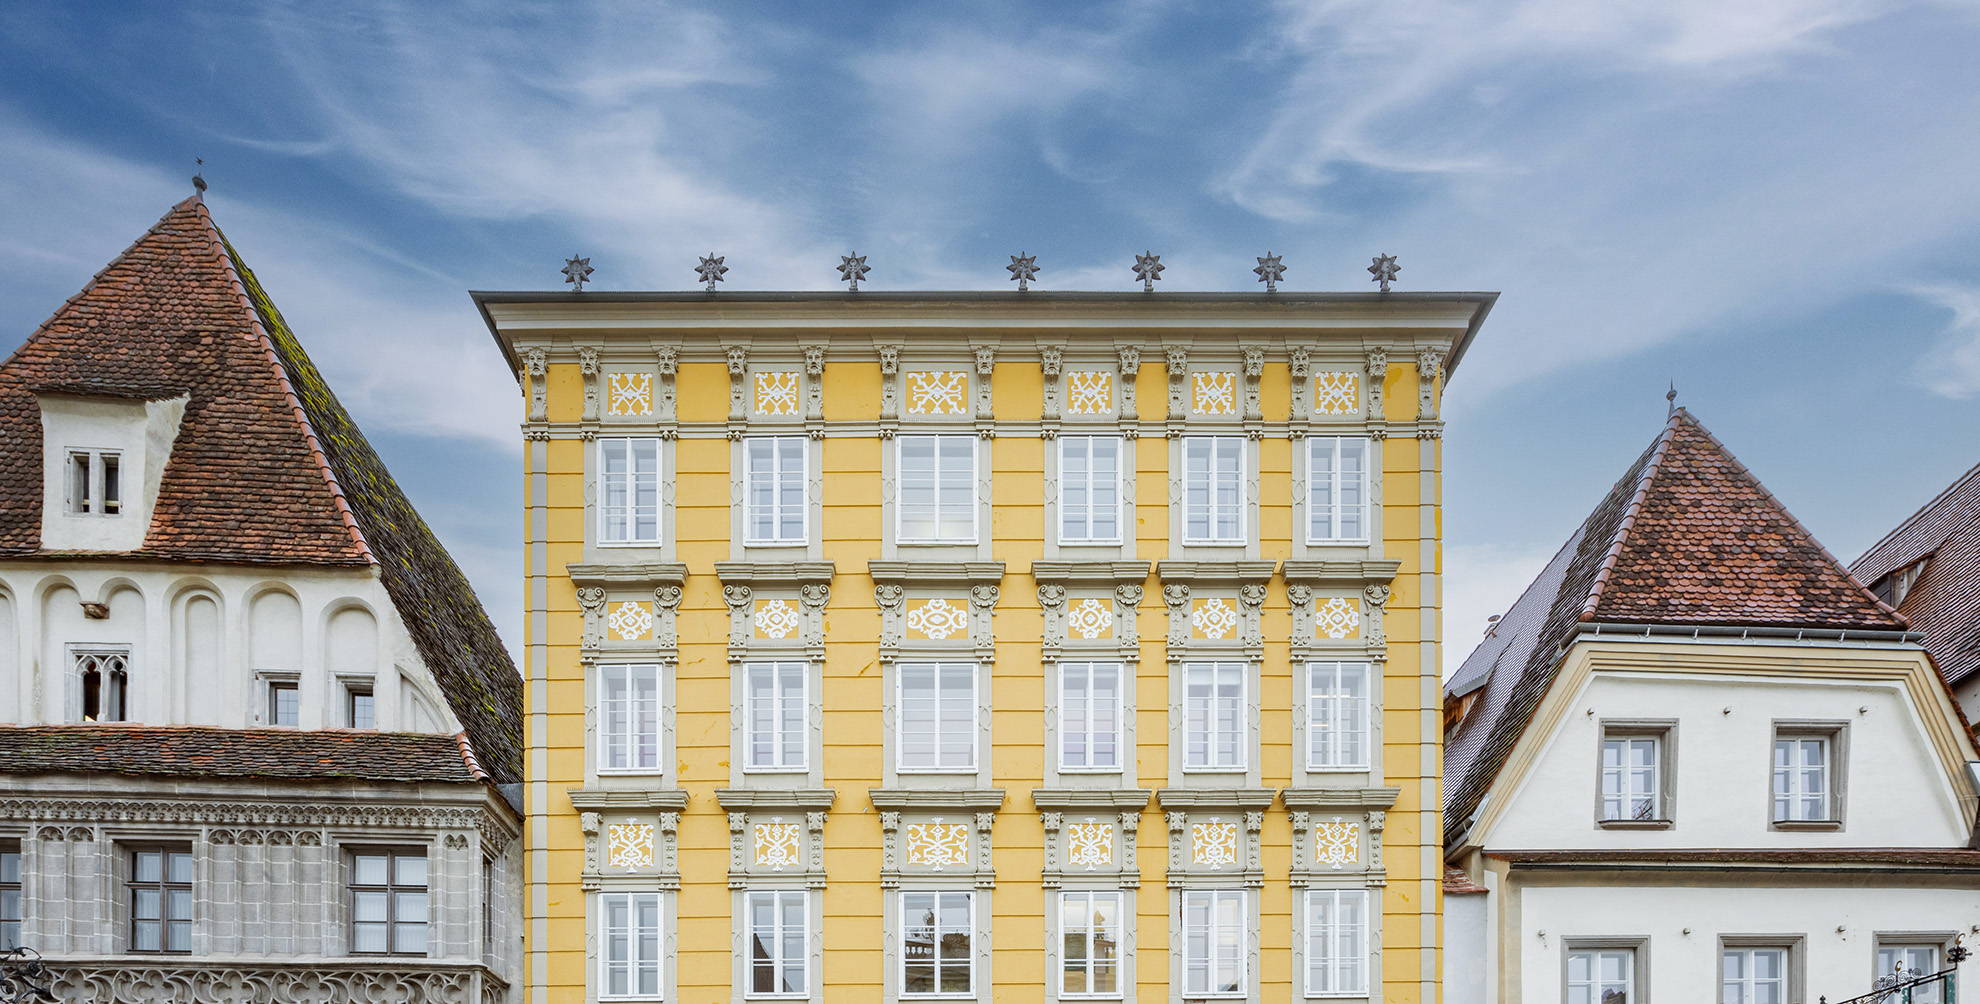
[1304,539,1371,548]
[740,766,810,774]
[1771,819,1843,831]
[1181,540,1249,548]
[1056,766,1126,775]
[1059,539,1126,548]
[1304,765,1372,774]
[597,541,666,549]
[1180,767,1249,775]
[895,767,981,775]
[1595,818,1673,830]
[596,769,669,778]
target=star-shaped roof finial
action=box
[838,253,870,292]
[1254,253,1285,293]
[1008,253,1040,292]
[563,255,595,292]
[696,253,728,292]
[1368,253,1399,292]
[1133,252,1164,293]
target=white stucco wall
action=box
[1447,891,1489,1004]
[35,392,187,552]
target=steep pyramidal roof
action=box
[1853,459,1980,690]
[0,196,522,785]
[1443,409,1902,847]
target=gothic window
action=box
[76,648,129,723]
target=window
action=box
[898,436,976,543]
[66,449,122,516]
[745,437,806,544]
[1,842,21,950]
[350,849,427,956]
[1566,948,1634,1004]
[601,438,662,545]
[901,890,972,997]
[600,664,663,773]
[347,684,375,730]
[1183,437,1245,544]
[1060,437,1122,544]
[1773,737,1829,822]
[1060,891,1121,998]
[483,858,496,958]
[1184,662,1246,771]
[1182,890,1246,997]
[77,648,129,722]
[1307,438,1368,543]
[746,890,807,997]
[898,662,976,772]
[129,847,193,954]
[269,681,299,727]
[1307,662,1370,770]
[1059,662,1122,771]
[1722,947,1788,1004]
[745,662,807,771]
[1306,889,1368,997]
[1598,724,1675,825]
[601,891,664,999]
[1879,944,1942,1004]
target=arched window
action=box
[77,649,129,722]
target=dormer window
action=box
[67,449,122,516]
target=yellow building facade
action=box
[476,290,1494,1004]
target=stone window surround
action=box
[1035,562,1148,789]
[1594,719,1678,830]
[879,348,995,561]
[1558,937,1648,1004]
[871,563,1002,789]
[1043,432,1137,560]
[1295,433,1381,552]
[591,435,675,558]
[870,789,1003,1004]
[1045,887,1137,1004]
[1297,886,1380,1003]
[715,788,836,891]
[885,886,993,1004]
[1170,886,1259,1004]
[731,433,826,562]
[1768,719,1850,832]
[1718,936,1805,1004]
[1158,563,1272,789]
[1154,788,1273,890]
[1169,435,1258,557]
[571,790,688,893]
[1037,343,1142,441]
[1282,559,1398,792]
[589,887,675,1004]
[1282,788,1397,889]
[732,886,825,1004]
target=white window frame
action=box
[1306,437,1369,544]
[896,662,978,773]
[65,448,123,517]
[1058,436,1124,545]
[900,890,974,998]
[599,891,665,1001]
[743,661,807,773]
[1058,662,1123,773]
[1601,736,1660,821]
[1181,889,1247,998]
[599,437,663,546]
[1306,661,1370,771]
[745,889,808,999]
[896,435,978,544]
[599,663,663,775]
[1565,947,1635,1004]
[1059,890,1123,999]
[1772,736,1830,822]
[1183,662,1247,772]
[1721,946,1789,1004]
[744,436,808,545]
[1182,437,1246,545]
[1305,889,1369,998]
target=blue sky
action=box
[4,1,1980,671]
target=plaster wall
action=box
[35,392,188,552]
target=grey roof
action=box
[1853,458,1980,689]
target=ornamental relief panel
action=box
[1287,584,1389,657]
[1038,809,1141,889]
[1066,597,1113,640]
[1164,809,1264,888]
[607,372,654,417]
[903,822,971,869]
[581,812,680,889]
[1289,810,1384,887]
[39,962,507,1004]
[1038,582,1142,659]
[1189,596,1239,641]
[1191,371,1238,416]
[879,811,997,889]
[1163,581,1266,656]
[607,822,654,869]
[877,582,1000,659]
[724,581,830,657]
[753,371,801,417]
[1190,820,1240,867]
[753,598,801,640]
[1065,371,1114,416]
[904,597,970,641]
[905,371,969,416]
[607,600,653,642]
[753,822,802,869]
[578,586,682,654]
[726,810,828,888]
[1312,371,1361,417]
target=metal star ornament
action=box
[696,253,728,292]
[1008,253,1040,292]
[562,255,595,292]
[838,253,870,291]
[1368,253,1400,292]
[1133,252,1164,292]
[1254,253,1286,293]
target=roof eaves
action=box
[1576,410,1682,622]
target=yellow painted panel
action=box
[546,364,583,423]
[676,362,729,422]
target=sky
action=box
[4,0,1980,675]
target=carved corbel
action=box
[654,346,679,433]
[973,345,997,435]
[1040,811,1063,884]
[1118,810,1141,886]
[970,584,999,658]
[1288,347,1311,430]
[1117,345,1142,434]
[1289,810,1311,883]
[1038,584,1067,658]
[728,812,749,888]
[723,584,752,656]
[1039,345,1064,432]
[1416,346,1441,420]
[1363,584,1391,648]
[974,811,997,888]
[875,583,905,656]
[803,344,827,431]
[1366,810,1386,870]
[1242,346,1265,424]
[1244,810,1265,887]
[577,587,607,650]
[1287,584,1313,643]
[1113,584,1142,656]
[652,584,683,650]
[1162,582,1190,651]
[1366,347,1389,421]
[1164,347,1189,426]
[726,346,749,425]
[580,812,600,874]
[575,347,602,424]
[658,813,680,880]
[523,348,548,422]
[1165,810,1188,882]
[800,582,831,654]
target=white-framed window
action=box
[1566,948,1634,1004]
[1059,436,1122,544]
[1184,662,1246,771]
[1305,889,1368,997]
[1182,890,1246,997]
[1307,661,1369,770]
[746,890,807,998]
[901,890,973,997]
[1601,736,1660,821]
[1722,947,1788,1004]
[745,662,806,772]
[600,664,662,773]
[1059,662,1122,772]
[1879,945,1942,1004]
[1307,437,1368,543]
[898,662,977,772]
[66,449,122,516]
[898,435,977,543]
[600,438,662,545]
[1182,437,1246,544]
[601,891,664,1000]
[1059,890,1122,998]
[745,436,807,545]
[1772,737,1829,822]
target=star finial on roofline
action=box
[1133,252,1163,292]
[1368,253,1399,292]
[838,253,870,291]
[1254,253,1285,293]
[697,253,728,292]
[562,255,594,292]
[1008,253,1039,292]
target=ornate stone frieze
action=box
[715,562,834,658]
[0,797,513,851]
[1032,788,1149,889]
[716,789,836,889]
[39,960,509,1004]
[1157,561,1273,658]
[1155,788,1273,889]
[870,789,1005,890]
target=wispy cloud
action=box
[1913,284,1980,398]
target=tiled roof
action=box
[0,197,523,785]
[1442,410,1903,848]
[1442,866,1488,894]
[0,726,481,784]
[1853,459,1980,688]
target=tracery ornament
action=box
[607,373,653,417]
[607,600,653,642]
[1066,372,1113,415]
[754,822,801,869]
[1191,820,1240,868]
[904,821,970,869]
[1190,597,1238,640]
[1066,597,1113,640]
[1314,818,1360,869]
[754,599,800,640]
[1066,821,1112,868]
[754,371,800,416]
[39,961,506,1004]
[906,371,969,415]
[1313,372,1360,416]
[607,822,654,869]
[1315,597,1361,640]
[1191,371,1237,415]
[904,598,969,640]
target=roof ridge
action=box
[1576,409,1683,621]
[454,731,489,782]
[1854,456,1980,571]
[189,201,374,565]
